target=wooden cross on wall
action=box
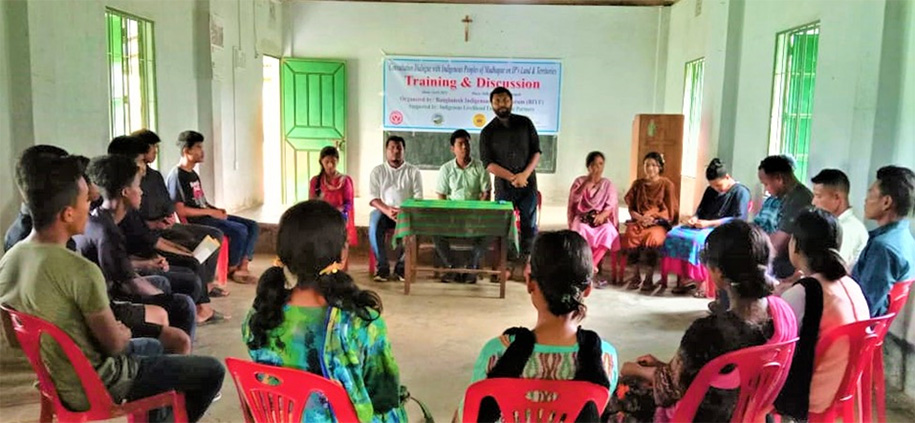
[462,15,472,42]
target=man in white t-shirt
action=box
[369,136,423,281]
[811,169,869,266]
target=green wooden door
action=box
[280,59,346,203]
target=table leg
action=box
[404,235,415,295]
[499,236,507,299]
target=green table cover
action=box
[392,199,518,251]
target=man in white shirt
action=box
[434,129,492,283]
[369,136,423,281]
[811,169,869,266]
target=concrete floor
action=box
[2,253,914,422]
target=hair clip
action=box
[320,262,342,276]
[282,266,299,290]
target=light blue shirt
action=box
[851,220,915,316]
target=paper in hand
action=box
[193,235,221,264]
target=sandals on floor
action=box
[671,283,697,295]
[199,310,230,325]
[230,272,258,285]
[208,286,230,297]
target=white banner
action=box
[383,56,562,134]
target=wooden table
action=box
[392,199,518,298]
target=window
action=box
[682,58,704,177]
[106,9,157,139]
[768,22,819,181]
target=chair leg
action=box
[39,394,53,423]
[843,399,857,423]
[173,393,188,423]
[617,251,628,284]
[862,356,874,423]
[876,348,887,423]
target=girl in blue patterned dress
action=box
[243,200,407,423]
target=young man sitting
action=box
[434,129,492,283]
[73,155,199,341]
[810,168,869,266]
[0,153,223,422]
[852,165,915,316]
[131,129,228,297]
[166,130,260,284]
[369,135,423,282]
[108,136,228,324]
[4,145,189,354]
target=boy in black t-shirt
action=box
[166,130,260,284]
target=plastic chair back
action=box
[672,339,798,423]
[868,279,913,423]
[0,304,186,423]
[226,357,359,423]
[461,378,610,423]
[886,280,914,319]
[810,314,895,423]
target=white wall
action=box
[729,0,888,214]
[661,0,732,213]
[0,0,14,237]
[0,0,277,235]
[286,1,666,204]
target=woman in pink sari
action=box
[309,147,358,264]
[568,151,620,285]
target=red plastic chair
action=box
[461,378,610,423]
[225,357,359,423]
[0,304,188,423]
[864,279,914,423]
[215,236,230,285]
[808,314,895,423]
[671,339,797,423]
[175,212,230,286]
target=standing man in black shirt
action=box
[479,87,542,265]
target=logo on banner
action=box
[389,111,403,125]
[473,114,487,128]
[432,114,444,125]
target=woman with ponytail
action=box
[243,200,407,423]
[460,230,619,422]
[614,220,797,423]
[774,208,869,420]
[661,158,750,294]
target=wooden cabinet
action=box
[629,114,684,218]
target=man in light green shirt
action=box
[435,130,492,283]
